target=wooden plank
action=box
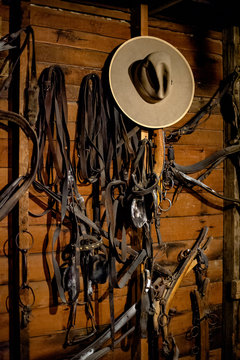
[35,43,108,69]
[175,344,221,360]
[0,139,12,167]
[154,237,223,264]
[0,3,226,360]
[0,341,9,360]
[30,0,131,21]
[148,18,222,42]
[149,26,223,55]
[0,256,9,285]
[189,97,221,114]
[27,332,132,360]
[0,214,223,259]
[155,214,223,242]
[170,112,223,131]
[24,128,224,159]
[181,259,223,286]
[65,106,223,133]
[19,213,223,254]
[172,144,224,164]
[26,189,224,228]
[29,6,131,39]
[36,63,102,89]
[0,284,9,314]
[0,313,9,342]
[174,48,223,74]
[222,26,240,360]
[1,19,9,34]
[160,192,223,217]
[33,25,124,53]
[172,128,223,147]
[26,332,222,360]
[0,252,221,286]
[170,281,222,313]
[0,4,9,21]
[0,98,8,110]
[27,294,127,337]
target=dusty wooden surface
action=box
[0,1,224,359]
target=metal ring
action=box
[15,230,34,252]
[3,239,9,258]
[207,313,219,326]
[191,345,200,355]
[177,248,191,262]
[186,325,199,340]
[5,295,10,313]
[19,285,35,308]
[158,197,172,213]
[158,312,170,327]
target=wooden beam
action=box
[140,4,148,144]
[18,3,34,359]
[140,4,148,36]
[139,4,165,177]
[130,6,166,359]
[222,26,240,360]
[8,2,21,359]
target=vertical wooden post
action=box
[8,2,21,360]
[222,26,240,360]
[130,5,165,359]
[139,3,149,144]
[139,4,165,176]
[139,6,149,360]
[18,3,32,359]
[8,2,32,359]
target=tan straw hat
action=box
[109,36,195,129]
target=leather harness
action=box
[0,110,39,221]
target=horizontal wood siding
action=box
[0,1,223,359]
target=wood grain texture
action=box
[0,1,225,358]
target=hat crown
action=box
[134,52,171,103]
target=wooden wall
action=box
[0,1,224,359]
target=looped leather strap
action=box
[105,179,127,265]
[167,70,239,142]
[0,26,39,126]
[36,65,70,188]
[76,73,107,184]
[0,110,39,221]
[168,143,240,204]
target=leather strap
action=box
[164,143,240,205]
[167,70,239,142]
[0,110,39,221]
[76,73,107,184]
[70,303,137,360]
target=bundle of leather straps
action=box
[33,66,110,346]
[75,73,162,348]
[33,68,166,349]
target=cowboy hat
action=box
[109,36,195,129]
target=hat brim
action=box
[109,36,195,129]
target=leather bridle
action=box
[0,110,39,221]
